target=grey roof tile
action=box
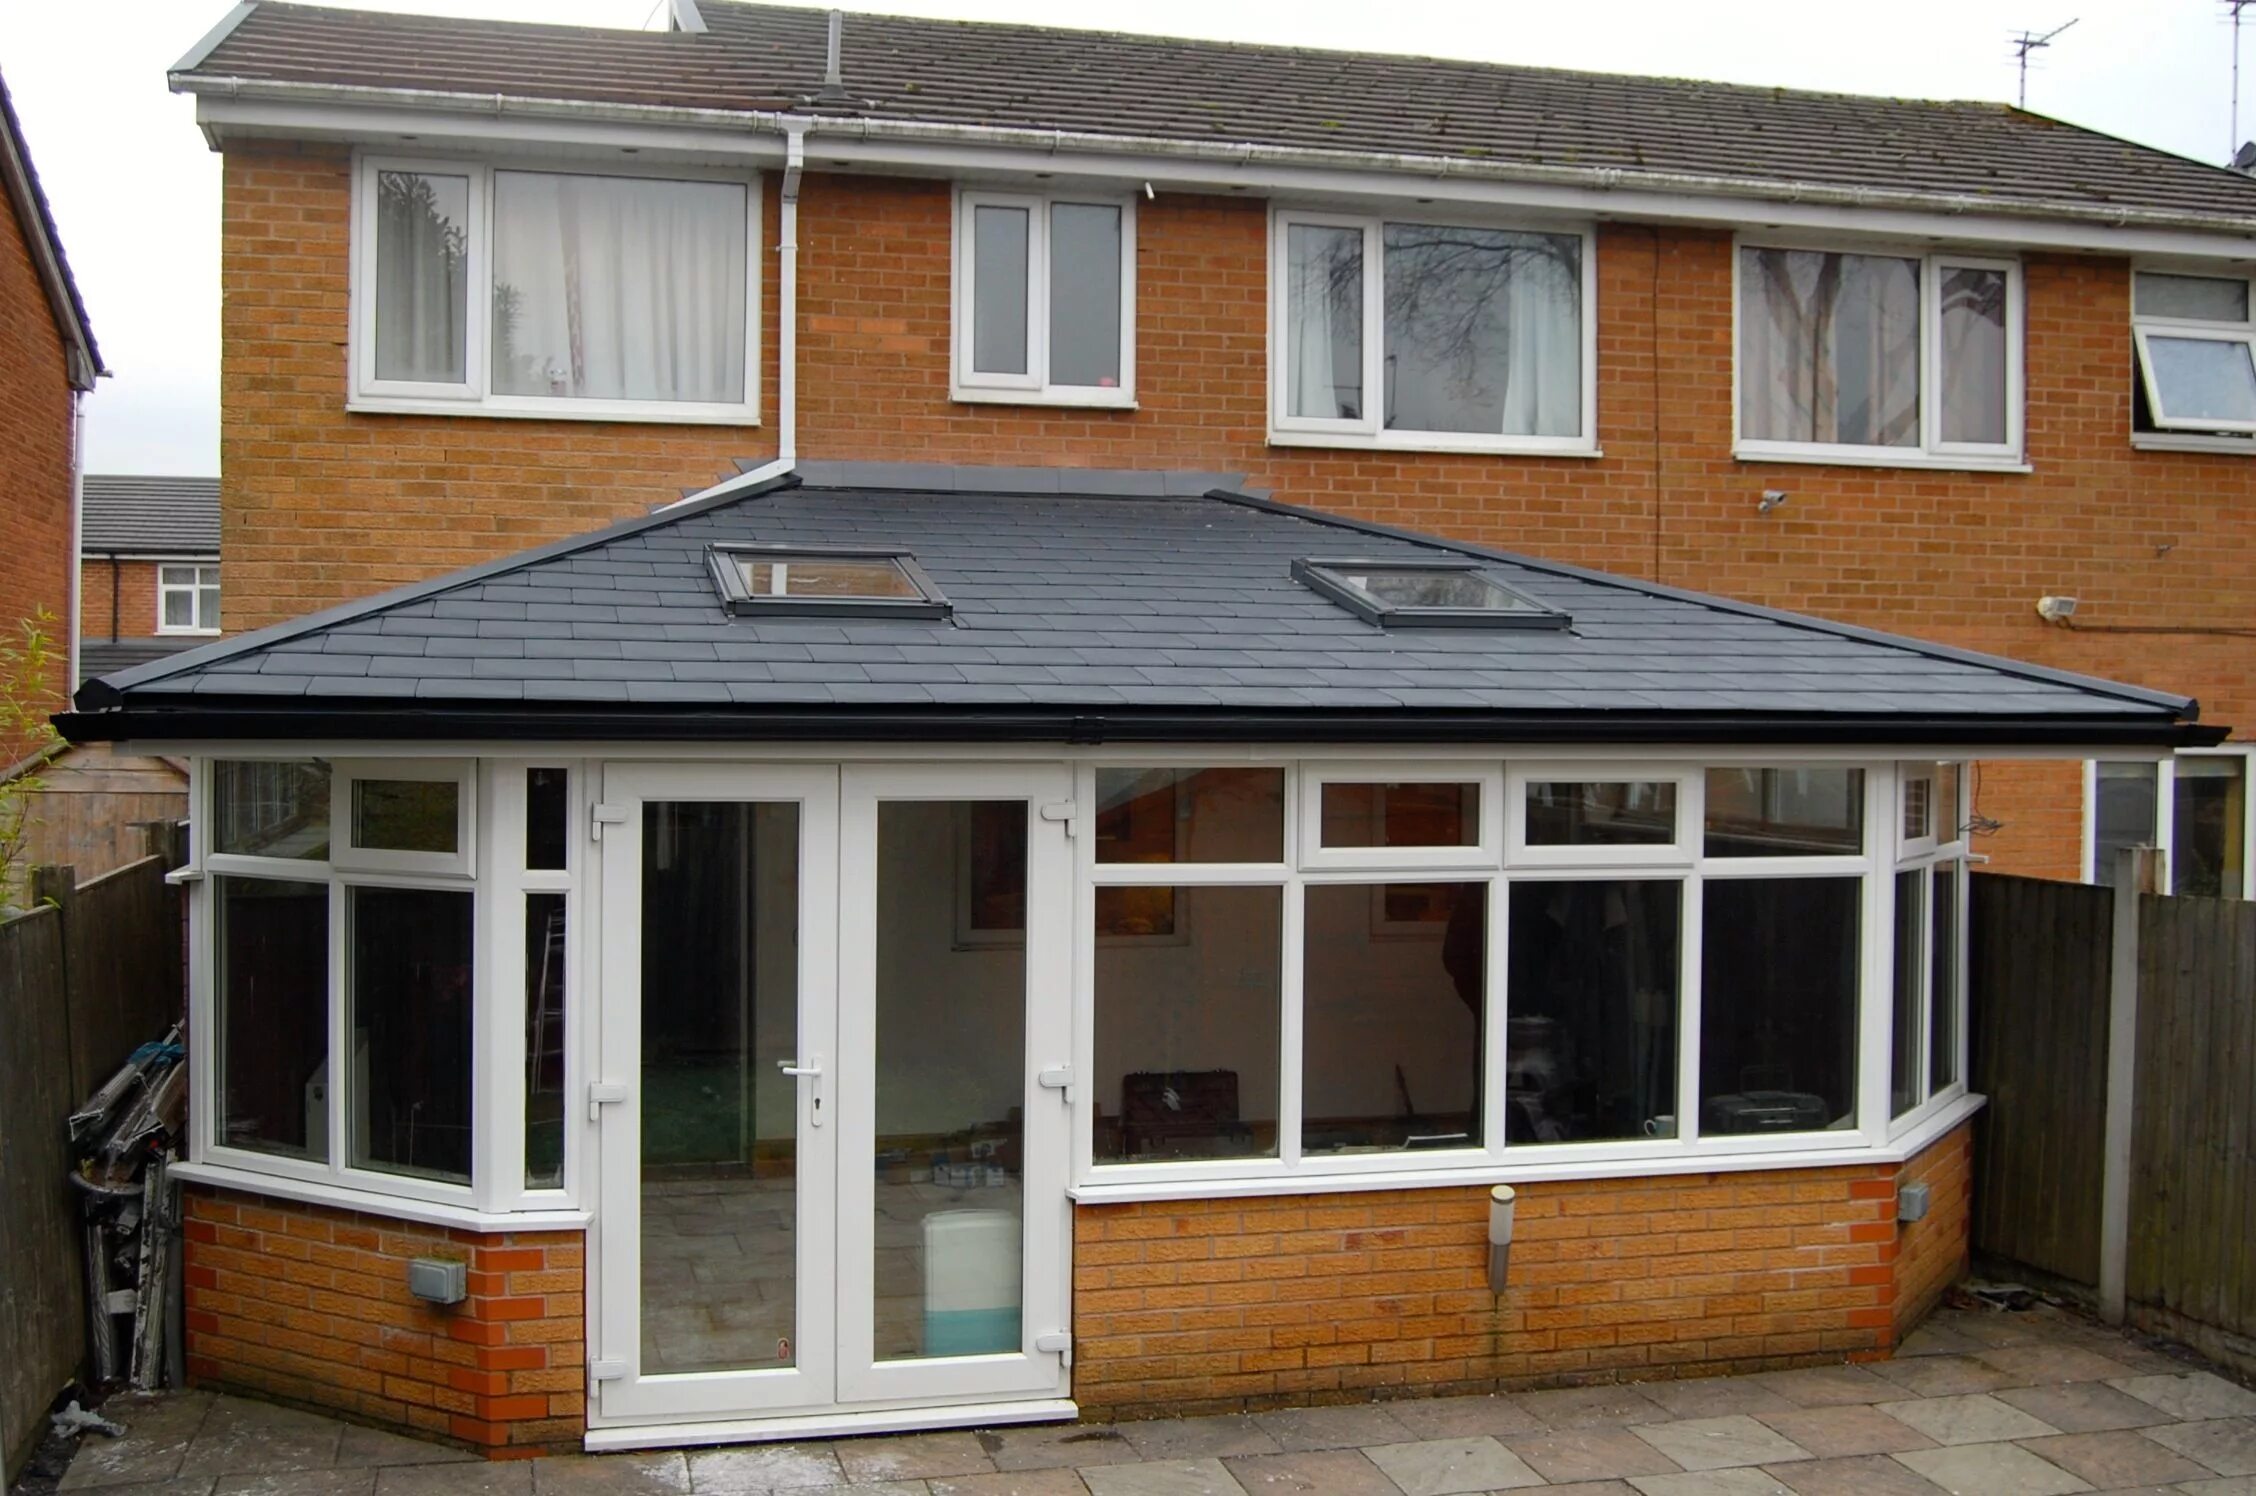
[80,475,218,555]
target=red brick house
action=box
[79,474,223,681]
[55,0,2256,1454]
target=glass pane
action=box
[1507,880,1681,1142]
[1704,768,1865,857]
[1383,224,1580,437]
[215,876,329,1160]
[163,591,194,629]
[1320,782,1478,848]
[737,555,920,600]
[640,802,801,1372]
[351,778,459,855]
[1334,566,1542,612]
[1938,266,2008,445]
[349,886,474,1183]
[971,204,1031,375]
[1740,248,1921,446]
[1930,865,1960,1091]
[1303,882,1483,1154]
[1700,876,1861,1134]
[1937,763,1961,842]
[2172,756,2248,898]
[2136,272,2250,323]
[1890,870,1925,1119]
[213,760,330,860]
[1525,782,1677,846]
[1286,223,1363,420]
[491,171,747,403]
[526,767,569,871]
[1903,775,1933,841]
[374,170,469,385]
[2146,336,2256,425]
[525,891,566,1190]
[1093,885,1282,1163]
[1093,767,1284,863]
[1048,202,1122,388]
[197,585,221,628]
[874,801,1027,1360]
[2093,761,2160,888]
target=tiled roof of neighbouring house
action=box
[79,638,205,687]
[61,464,2206,749]
[170,2,2256,231]
[0,70,102,388]
[81,475,221,555]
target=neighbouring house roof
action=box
[60,464,2209,749]
[0,71,102,390]
[80,639,207,688]
[168,2,2256,234]
[81,475,222,556]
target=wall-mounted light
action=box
[2036,595,2079,625]
[1487,1185,1516,1294]
[1758,490,1789,513]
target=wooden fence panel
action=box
[2129,893,2256,1352]
[59,856,185,1101]
[1970,872,2111,1288]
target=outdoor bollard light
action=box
[1488,1185,1516,1295]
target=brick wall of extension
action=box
[0,155,75,756]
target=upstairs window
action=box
[2133,271,2256,443]
[953,190,1135,407]
[1271,210,1593,454]
[1737,245,2021,465]
[355,156,757,422]
[157,564,220,635]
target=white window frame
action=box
[2132,323,2256,436]
[2084,748,2256,899]
[2129,267,2256,452]
[333,758,477,877]
[1888,762,1972,1138]
[1505,764,1695,868]
[1732,238,2026,470]
[1266,206,1600,457]
[1298,761,1502,872]
[951,187,1137,409]
[156,562,220,636]
[349,151,762,425]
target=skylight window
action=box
[707,545,950,619]
[1293,558,1568,629]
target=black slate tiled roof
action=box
[171,2,2256,231]
[65,465,2199,746]
[81,475,222,555]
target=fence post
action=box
[2099,845,2157,1325]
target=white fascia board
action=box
[667,0,707,33]
[178,80,2256,260]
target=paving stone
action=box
[1639,1381,1798,1422]
[1635,1417,1812,1473]
[177,1401,346,1480]
[1882,1394,2061,1446]
[1897,1324,1985,1358]
[1995,1383,2181,1434]
[1517,1386,1671,1430]
[1118,1419,1278,1463]
[838,1434,995,1483]
[927,1471,1089,1496]
[1078,1460,1244,1496]
[212,1475,376,1496]
[795,1484,929,1495]
[1383,1395,1545,1440]
[2015,1432,2214,1487]
[1504,1427,1681,1483]
[1754,1405,1935,1459]
[2177,1477,2256,1494]
[1752,1366,1900,1408]
[1894,1442,2096,1495]
[1867,1356,2022,1399]
[1978,1348,2141,1386]
[974,1425,1137,1472]
[686,1442,848,1491]
[61,1434,202,1491]
[1767,1454,1950,1495]
[1535,1484,1643,1496]
[532,1455,692,1496]
[2112,1377,2256,1423]
[2144,1420,2256,1478]
[1625,1471,1797,1495]
[58,1481,215,1496]
[334,1429,478,1468]
[1250,1404,1415,1452]
[1362,1436,1544,1495]
[1936,1313,2051,1349]
[372,1466,532,1496]
[1218,1449,1397,1495]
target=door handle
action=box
[778,1056,824,1127]
[777,1060,821,1077]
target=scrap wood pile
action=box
[68,1025,186,1392]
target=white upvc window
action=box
[350,154,760,424]
[2132,269,2256,444]
[952,188,1136,407]
[1890,762,1971,1134]
[2085,747,2256,899]
[1268,208,1597,456]
[157,563,220,635]
[1735,241,2024,468]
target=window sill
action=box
[1067,1093,1985,1204]
[347,396,762,428]
[156,629,221,639]
[951,387,1137,412]
[1734,446,2031,475]
[172,1160,591,1232]
[1268,431,1604,459]
[2132,433,2256,456]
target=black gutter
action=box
[52,703,2224,750]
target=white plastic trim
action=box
[584,1399,1077,1449]
[170,1160,592,1232]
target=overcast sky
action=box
[2,0,2246,477]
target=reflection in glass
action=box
[1507,880,1680,1142]
[352,779,458,855]
[1700,876,1860,1134]
[1740,248,1920,446]
[526,767,569,871]
[1049,202,1123,388]
[1302,883,1482,1154]
[639,802,800,1373]
[2093,762,2159,888]
[1704,768,1865,857]
[1526,782,1676,846]
[1320,781,1478,848]
[875,801,1027,1360]
[213,760,330,860]
[1383,223,1580,437]
[972,204,1031,375]
[1938,266,2008,446]
[2136,272,2251,322]
[525,891,566,1190]
[216,876,329,1160]
[2146,336,2256,425]
[1094,885,1282,1163]
[374,170,469,385]
[2172,756,2247,898]
[734,554,921,600]
[349,886,474,1183]
[1930,865,1961,1092]
[1891,870,1925,1119]
[1286,223,1362,419]
[1093,767,1284,864]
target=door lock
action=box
[779,1056,825,1127]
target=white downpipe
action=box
[66,391,85,693]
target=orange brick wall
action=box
[182,1186,585,1454]
[0,155,76,752]
[1892,1123,1975,1338]
[79,557,163,642]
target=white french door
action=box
[592,762,1073,1433]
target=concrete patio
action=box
[50,1304,2256,1496]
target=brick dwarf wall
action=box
[1072,1122,1975,1416]
[0,148,76,754]
[78,558,163,642]
[1891,1119,1974,1339]
[182,1186,584,1454]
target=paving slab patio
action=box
[45,1304,2255,1496]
